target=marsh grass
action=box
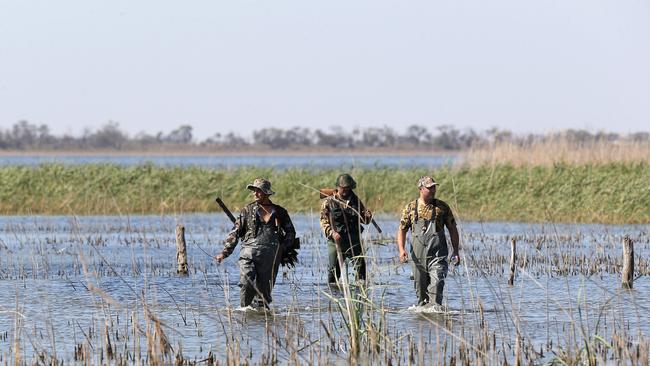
[1,163,648,223]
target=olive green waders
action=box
[410,200,449,306]
[238,216,282,307]
[327,232,366,284]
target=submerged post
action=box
[622,235,634,289]
[508,238,517,286]
[176,225,188,275]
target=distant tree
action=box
[561,129,593,144]
[285,127,313,146]
[36,124,55,147]
[86,121,128,149]
[134,131,162,145]
[253,128,291,149]
[403,125,431,146]
[485,127,513,145]
[432,125,463,150]
[594,131,619,142]
[361,126,397,147]
[315,126,354,148]
[166,125,193,144]
[458,128,482,148]
[10,120,38,148]
[630,132,650,142]
[222,132,248,146]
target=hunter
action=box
[320,173,373,285]
[396,176,460,311]
[215,178,296,309]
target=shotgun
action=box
[319,188,383,233]
[215,197,237,224]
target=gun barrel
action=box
[215,197,237,224]
[371,219,382,233]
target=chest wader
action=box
[327,201,366,284]
[238,213,282,308]
[410,200,449,306]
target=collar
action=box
[417,197,436,207]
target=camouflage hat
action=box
[417,176,439,189]
[335,173,357,189]
[246,178,275,195]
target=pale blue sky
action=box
[1,0,648,139]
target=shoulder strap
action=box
[414,199,419,224]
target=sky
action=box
[1,0,649,140]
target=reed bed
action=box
[0,163,648,223]
[464,140,650,167]
[0,214,647,365]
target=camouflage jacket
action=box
[319,193,371,239]
[398,198,456,233]
[221,201,296,258]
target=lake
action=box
[0,214,647,364]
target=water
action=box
[0,214,647,364]
[0,154,456,169]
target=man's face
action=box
[337,186,352,199]
[252,188,269,203]
[419,185,436,201]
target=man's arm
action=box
[396,202,412,263]
[446,221,460,265]
[216,208,246,263]
[319,199,340,242]
[396,227,409,263]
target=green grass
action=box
[1,163,648,223]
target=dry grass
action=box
[463,140,650,167]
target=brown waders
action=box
[410,199,449,306]
[238,214,282,308]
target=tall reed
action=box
[1,163,648,223]
[464,139,650,167]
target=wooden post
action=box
[622,235,634,289]
[176,225,188,275]
[508,238,517,286]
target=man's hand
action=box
[331,232,341,243]
[399,250,408,263]
[215,253,225,264]
[450,251,460,266]
[364,209,373,222]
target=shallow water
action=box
[0,214,647,363]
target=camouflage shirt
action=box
[221,201,296,258]
[398,198,456,233]
[319,193,371,239]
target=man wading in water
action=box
[319,173,373,286]
[215,178,296,310]
[396,176,460,312]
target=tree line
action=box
[1,120,648,151]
